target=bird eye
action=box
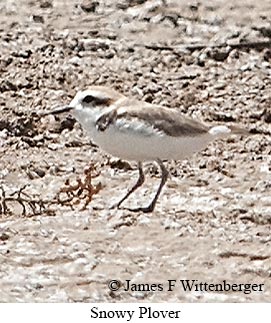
[82,95,94,104]
[81,93,111,107]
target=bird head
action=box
[41,86,124,116]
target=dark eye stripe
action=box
[82,95,94,104]
[82,94,112,106]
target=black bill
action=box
[39,106,73,116]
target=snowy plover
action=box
[43,86,248,213]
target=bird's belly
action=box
[86,126,212,161]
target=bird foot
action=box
[109,203,154,213]
[109,202,121,210]
[125,205,154,213]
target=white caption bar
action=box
[0,303,269,323]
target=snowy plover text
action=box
[43,86,248,213]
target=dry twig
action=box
[0,185,53,217]
[56,164,102,210]
[0,164,102,216]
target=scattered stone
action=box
[59,116,76,132]
[79,38,111,51]
[209,49,230,61]
[210,111,236,122]
[68,56,82,66]
[109,158,132,171]
[39,0,53,8]
[0,80,17,92]
[263,49,271,61]
[0,232,9,241]
[263,109,271,123]
[11,50,32,59]
[32,15,45,23]
[33,168,46,178]
[80,0,99,13]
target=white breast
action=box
[74,109,213,162]
[95,128,212,161]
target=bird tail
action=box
[209,125,249,136]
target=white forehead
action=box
[69,87,124,107]
[77,89,110,101]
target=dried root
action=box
[0,164,102,217]
[56,163,102,210]
[0,184,54,217]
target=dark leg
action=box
[112,162,145,209]
[129,158,169,213]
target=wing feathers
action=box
[96,99,209,137]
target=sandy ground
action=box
[0,0,270,302]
